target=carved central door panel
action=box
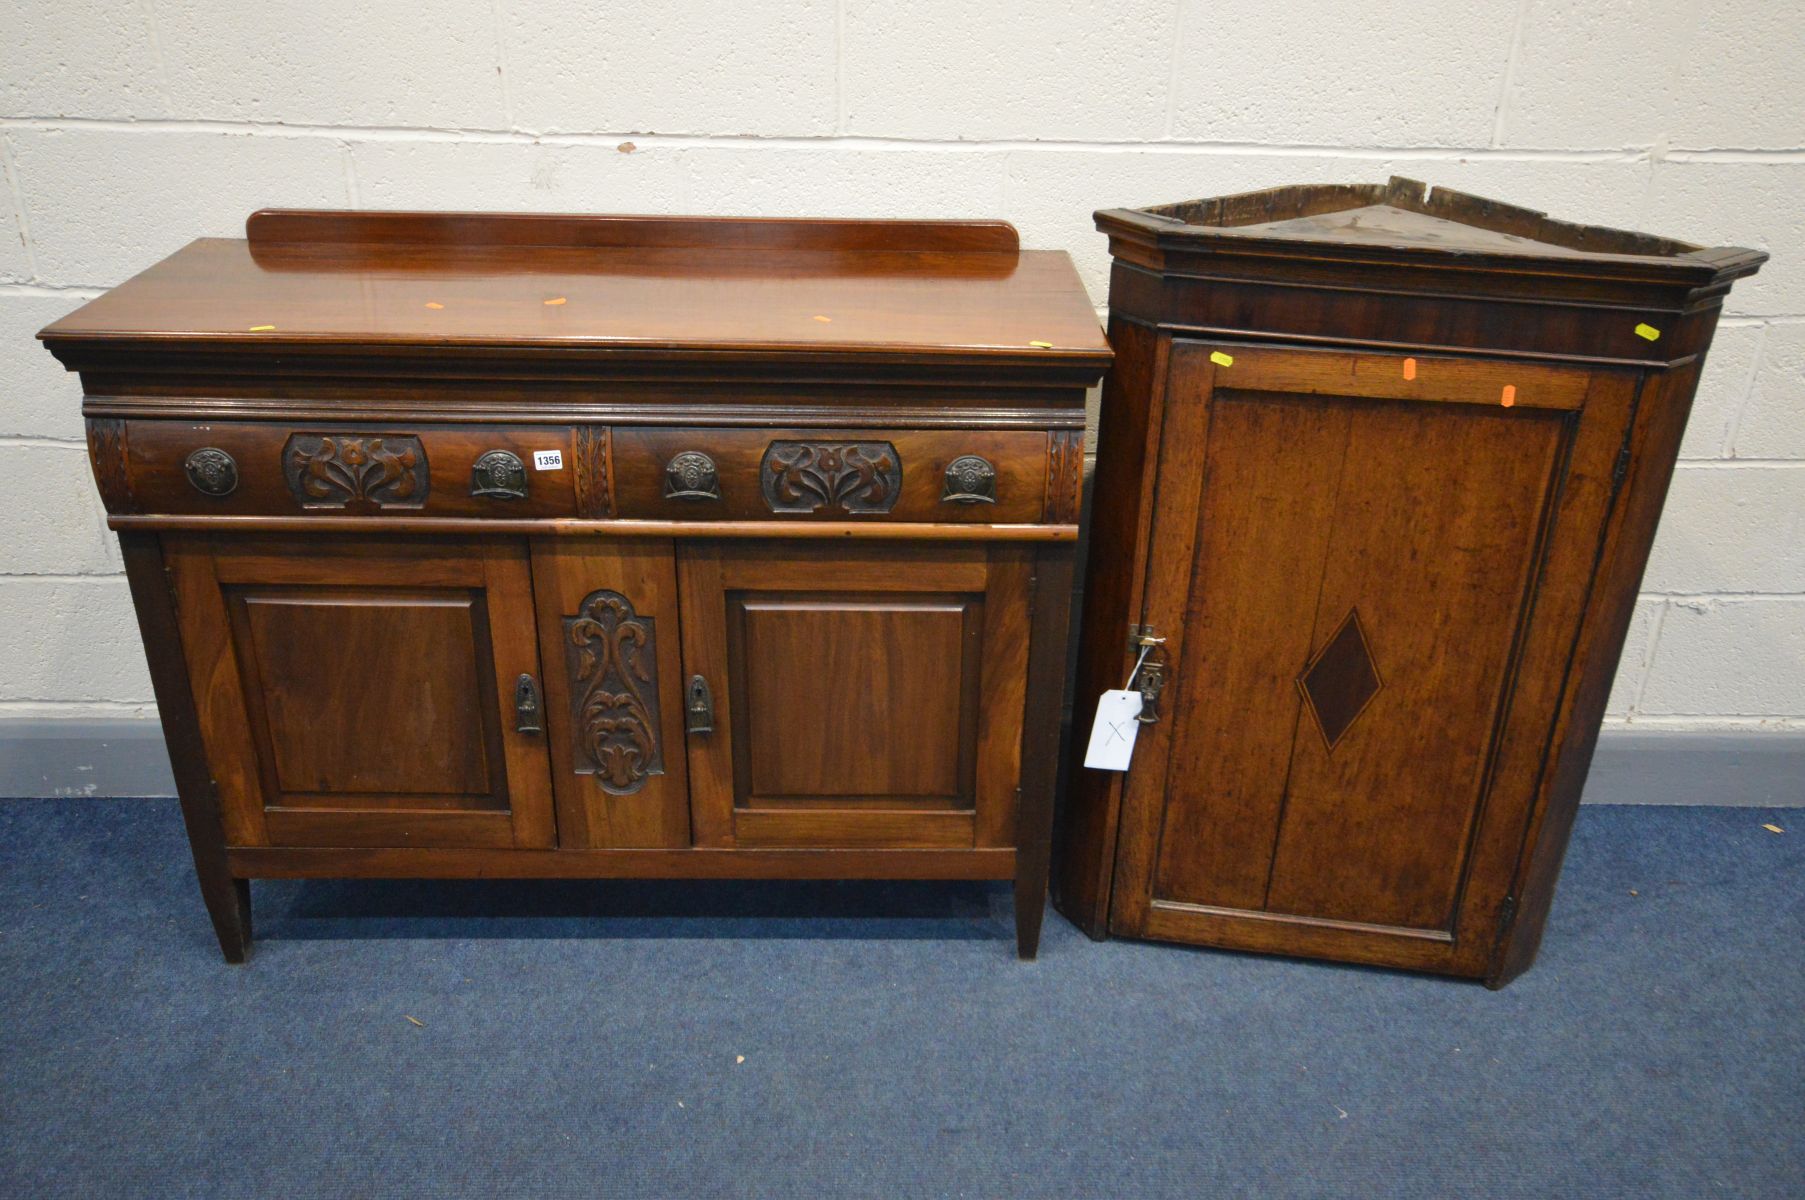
[164,535,555,849]
[529,538,691,849]
[1107,343,1636,974]
[678,542,1032,849]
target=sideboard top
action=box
[40,211,1111,374]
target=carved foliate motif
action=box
[760,441,901,514]
[470,449,528,500]
[85,419,133,511]
[283,434,429,509]
[1045,430,1084,523]
[573,426,614,517]
[183,448,239,498]
[564,589,663,794]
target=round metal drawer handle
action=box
[941,454,996,505]
[665,451,721,501]
[183,447,239,498]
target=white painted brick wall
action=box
[0,293,88,440]
[506,3,840,137]
[0,1,1799,732]
[1169,1,1515,146]
[1736,324,1805,458]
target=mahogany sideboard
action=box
[42,210,1110,962]
[1056,177,1764,985]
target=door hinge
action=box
[1611,437,1632,490]
[1496,895,1518,940]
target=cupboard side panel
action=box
[975,547,1032,848]
[1053,317,1167,935]
[118,531,253,961]
[165,536,270,847]
[1491,364,1682,984]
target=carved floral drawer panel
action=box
[93,421,596,519]
[610,427,1077,524]
[91,419,1086,527]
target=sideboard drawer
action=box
[112,421,584,518]
[610,427,1062,523]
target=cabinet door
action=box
[678,542,1031,849]
[529,537,691,849]
[1109,343,1637,975]
[166,535,555,849]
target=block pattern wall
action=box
[1,0,1800,735]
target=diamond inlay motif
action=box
[1298,609,1382,752]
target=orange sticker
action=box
[543,297,567,306]
[1501,385,1517,407]
[813,315,832,323]
[424,302,444,310]
[1403,357,1417,381]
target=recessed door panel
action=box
[679,543,1029,849]
[737,596,974,804]
[235,591,496,800]
[167,536,555,849]
[1151,390,1565,928]
[1107,343,1637,974]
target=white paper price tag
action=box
[533,450,564,471]
[1083,689,1143,771]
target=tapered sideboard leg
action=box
[118,531,253,963]
[1014,548,1075,961]
[1014,876,1048,960]
[197,873,252,964]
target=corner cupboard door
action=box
[1109,343,1636,975]
[678,542,1032,849]
[165,535,556,850]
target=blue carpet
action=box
[0,800,1799,1198]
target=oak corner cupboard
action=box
[1055,177,1764,986]
[43,208,1110,962]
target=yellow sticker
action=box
[1028,340,1054,349]
[1209,351,1234,367]
[813,315,832,323]
[1764,823,1785,834]
[543,297,567,306]
[424,302,444,310]
[248,324,275,332]
[1634,323,1660,341]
